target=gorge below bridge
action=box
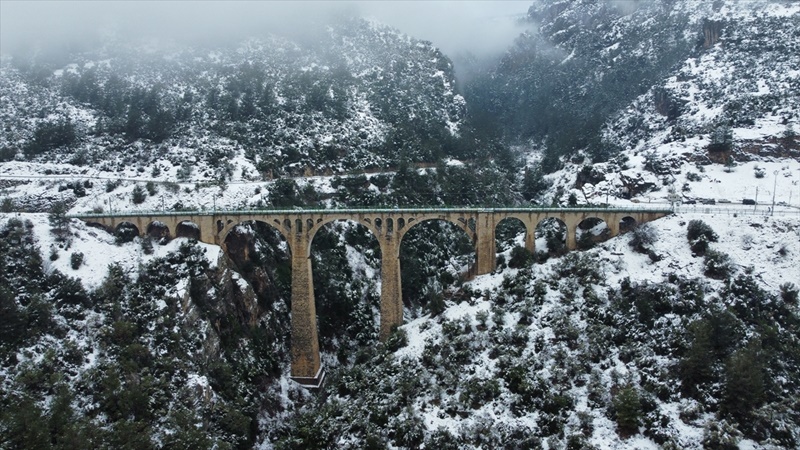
[71,206,672,387]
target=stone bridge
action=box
[71,207,671,387]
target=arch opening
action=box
[114,222,140,244]
[535,218,567,262]
[223,220,292,304]
[400,219,475,317]
[576,217,611,249]
[620,216,637,234]
[146,221,171,244]
[310,220,381,355]
[175,221,201,240]
[495,217,529,269]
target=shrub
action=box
[686,171,702,182]
[721,341,764,421]
[704,249,734,279]
[145,181,158,196]
[690,236,709,256]
[385,328,407,352]
[629,224,658,253]
[70,252,83,270]
[508,246,533,268]
[0,146,16,162]
[0,198,14,212]
[131,184,146,204]
[780,283,798,304]
[105,180,121,192]
[577,231,595,250]
[687,220,718,242]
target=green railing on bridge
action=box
[68,205,675,219]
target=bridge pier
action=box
[475,215,496,275]
[288,236,324,388]
[379,238,403,340]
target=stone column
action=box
[524,219,536,254]
[289,236,323,387]
[198,215,216,245]
[565,217,578,251]
[475,213,496,275]
[607,216,620,237]
[379,237,403,340]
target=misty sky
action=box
[0,1,532,59]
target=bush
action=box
[686,171,702,182]
[629,224,658,253]
[23,118,77,157]
[780,283,798,305]
[70,252,84,270]
[131,184,146,204]
[687,220,718,242]
[577,231,595,250]
[690,236,709,256]
[0,147,16,162]
[721,341,764,421]
[704,249,734,279]
[145,181,158,196]
[508,246,533,268]
[385,328,407,352]
[0,198,14,212]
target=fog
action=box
[0,1,531,60]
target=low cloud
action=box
[1,1,531,60]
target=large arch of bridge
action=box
[397,217,477,301]
[305,215,382,257]
[396,216,473,246]
[495,216,528,252]
[219,218,294,256]
[535,216,568,254]
[308,219,382,349]
[576,216,611,242]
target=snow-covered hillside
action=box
[281,211,799,449]
[0,18,467,180]
[2,205,798,448]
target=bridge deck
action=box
[69,206,673,219]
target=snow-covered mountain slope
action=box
[468,0,799,176]
[604,1,800,164]
[2,206,798,449]
[0,18,467,180]
[505,0,800,210]
[280,211,800,449]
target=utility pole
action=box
[755,186,758,212]
[772,170,778,216]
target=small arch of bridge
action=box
[576,216,612,245]
[620,216,637,234]
[146,220,171,240]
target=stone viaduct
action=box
[71,207,671,387]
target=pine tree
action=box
[721,340,765,421]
